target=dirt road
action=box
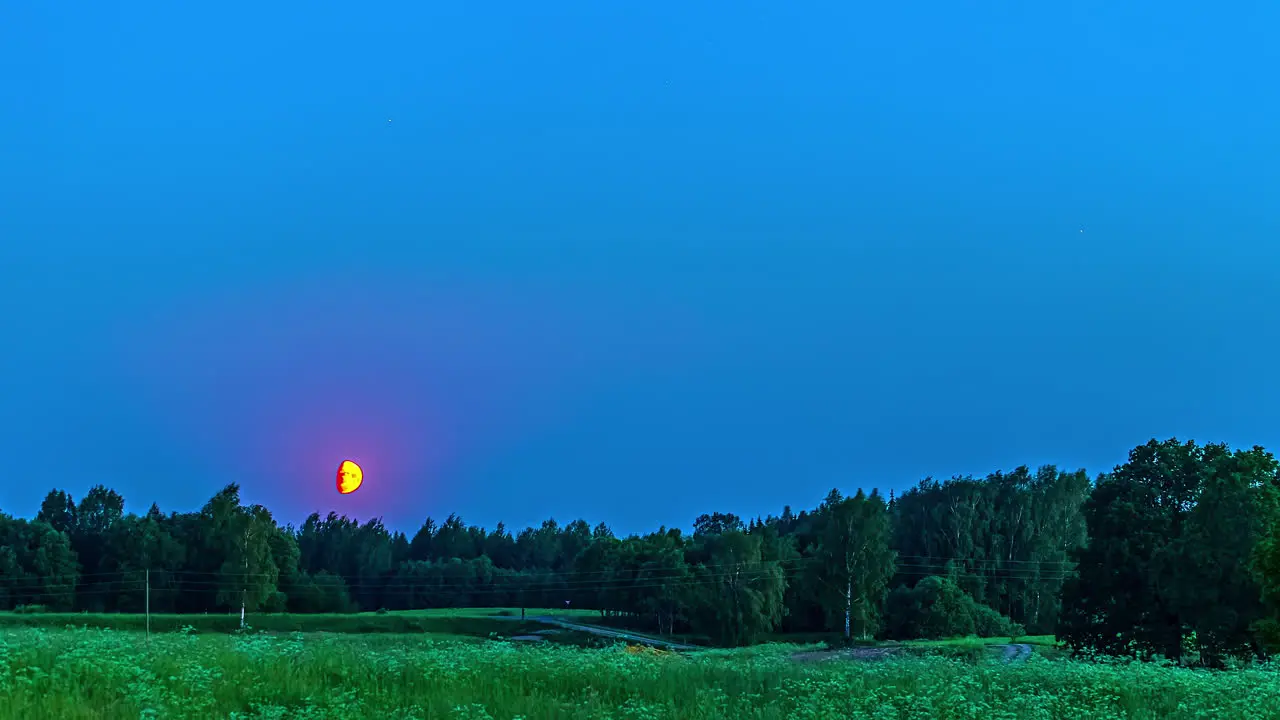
[998,643,1033,663]
[793,643,1034,664]
[513,614,1032,660]
[530,616,698,651]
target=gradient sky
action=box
[3,2,1278,537]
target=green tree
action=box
[689,530,785,646]
[813,489,897,640]
[0,517,79,610]
[693,512,745,537]
[1059,439,1276,664]
[1177,446,1280,664]
[70,485,126,610]
[105,508,186,611]
[196,486,281,613]
[266,524,302,613]
[36,489,77,535]
[1253,521,1280,653]
[573,534,623,617]
[408,517,437,562]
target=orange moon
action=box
[336,460,364,494]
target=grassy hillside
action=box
[1,627,1276,719]
[0,607,596,637]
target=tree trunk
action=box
[844,577,852,640]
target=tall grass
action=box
[2,627,1278,719]
[0,607,587,635]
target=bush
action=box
[971,602,1023,638]
[13,604,48,614]
[285,571,356,613]
[1254,618,1280,656]
[261,591,289,614]
[884,576,1022,640]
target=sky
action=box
[2,1,1278,537]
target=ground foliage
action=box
[3,627,1279,720]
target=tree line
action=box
[3,437,1279,663]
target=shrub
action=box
[884,576,1022,640]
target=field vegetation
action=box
[0,607,588,637]
[3,626,1279,719]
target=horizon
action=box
[8,436,1228,537]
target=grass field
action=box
[2,626,1279,719]
[0,607,598,638]
[897,634,1058,649]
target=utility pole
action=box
[241,523,249,630]
[145,569,151,648]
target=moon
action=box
[336,460,364,495]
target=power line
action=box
[0,559,1081,598]
[0,551,1093,595]
[3,555,1083,594]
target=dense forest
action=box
[4,437,1280,664]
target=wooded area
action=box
[4,437,1280,664]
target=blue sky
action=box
[3,1,1278,536]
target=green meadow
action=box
[2,623,1278,719]
[0,607,597,638]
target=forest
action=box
[4,437,1280,665]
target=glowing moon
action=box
[336,460,364,494]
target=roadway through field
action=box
[998,643,1033,663]
[792,643,1036,664]
[514,615,1033,660]
[530,616,698,651]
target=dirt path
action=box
[997,643,1033,663]
[792,647,902,663]
[793,643,1034,664]
[505,615,1033,661]
[529,616,698,651]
